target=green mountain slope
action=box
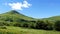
[42,16,60,21]
[1,10,60,21]
[0,10,60,31]
[0,10,36,22]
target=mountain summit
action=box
[6,10,20,14]
[0,10,35,21]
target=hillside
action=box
[46,16,60,20]
[0,10,60,33]
[0,26,60,34]
[0,10,36,22]
[0,10,60,22]
[42,16,60,22]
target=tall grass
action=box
[0,26,60,34]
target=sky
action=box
[0,0,60,18]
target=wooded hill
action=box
[0,10,60,31]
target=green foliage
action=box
[55,21,60,31]
[0,26,7,29]
[36,20,45,29]
[0,26,60,34]
[0,10,60,31]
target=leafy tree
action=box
[36,20,45,29]
[14,22,21,27]
[55,21,60,31]
[43,20,53,30]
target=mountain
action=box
[5,10,20,14]
[0,10,36,20]
[0,10,38,24]
[0,10,60,31]
[42,16,60,22]
[48,16,60,20]
[0,10,60,22]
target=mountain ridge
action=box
[0,10,60,31]
[0,10,60,21]
[0,10,37,21]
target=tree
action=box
[43,20,53,30]
[55,21,60,31]
[14,23,21,27]
[36,20,45,29]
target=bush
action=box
[14,23,21,27]
[36,20,45,29]
[44,25,53,30]
[43,20,53,30]
[0,26,7,29]
[55,21,60,31]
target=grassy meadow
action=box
[0,26,60,34]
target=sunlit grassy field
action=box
[0,26,60,34]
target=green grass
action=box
[0,26,60,34]
[0,10,36,21]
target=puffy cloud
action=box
[9,2,22,10]
[22,1,31,8]
[8,0,31,10]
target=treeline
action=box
[0,19,60,31]
[14,19,60,31]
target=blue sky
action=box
[0,0,60,18]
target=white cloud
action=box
[22,1,31,8]
[8,1,31,10]
[9,2,22,10]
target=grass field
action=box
[0,26,60,34]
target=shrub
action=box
[0,26,7,29]
[55,21,60,31]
